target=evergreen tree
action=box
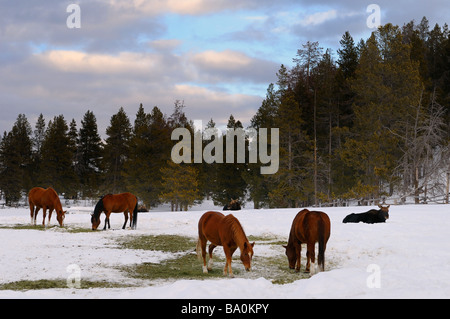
[160,160,200,211]
[0,114,33,205]
[33,114,46,155]
[314,49,339,202]
[168,100,190,128]
[198,118,217,200]
[336,31,358,129]
[246,84,279,208]
[293,41,323,89]
[337,32,358,78]
[124,105,171,208]
[343,24,423,201]
[76,111,102,198]
[68,119,79,198]
[31,114,46,187]
[210,115,247,206]
[269,88,312,207]
[40,115,76,196]
[103,107,132,193]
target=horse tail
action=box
[317,218,326,271]
[196,238,203,261]
[131,196,138,230]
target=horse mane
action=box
[223,214,248,246]
[93,196,106,219]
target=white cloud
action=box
[1,46,267,135]
[244,16,269,22]
[105,0,248,16]
[300,9,338,26]
[150,39,183,51]
[37,50,158,75]
[192,50,253,71]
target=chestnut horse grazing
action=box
[197,211,255,277]
[91,193,138,230]
[28,187,66,227]
[284,209,331,274]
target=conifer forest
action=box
[1,19,450,209]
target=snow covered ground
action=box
[0,203,449,299]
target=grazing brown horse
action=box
[91,193,138,230]
[197,211,255,277]
[283,209,331,274]
[28,187,66,227]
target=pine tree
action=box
[246,84,279,208]
[67,119,79,198]
[342,24,423,202]
[269,88,312,207]
[0,115,33,205]
[210,115,247,206]
[160,160,200,211]
[40,115,76,196]
[103,107,132,193]
[293,41,323,89]
[33,114,46,155]
[30,114,46,187]
[336,31,358,129]
[124,106,171,208]
[76,111,102,198]
[198,118,217,200]
[314,49,339,203]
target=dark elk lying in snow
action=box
[223,199,241,211]
[343,205,390,224]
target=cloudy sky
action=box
[1,0,449,136]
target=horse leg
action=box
[306,242,316,274]
[122,212,129,229]
[295,244,302,272]
[318,242,326,272]
[222,246,231,276]
[224,256,234,277]
[129,210,133,228]
[42,207,47,227]
[104,211,111,230]
[34,207,39,225]
[208,244,216,270]
[224,246,237,277]
[29,204,34,225]
[48,209,53,227]
[30,205,38,225]
[198,236,208,273]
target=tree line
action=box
[1,18,449,208]
[250,18,450,207]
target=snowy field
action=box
[0,203,449,299]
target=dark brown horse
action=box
[283,209,331,274]
[223,199,241,211]
[343,205,390,223]
[28,187,66,227]
[91,193,138,230]
[197,211,255,277]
